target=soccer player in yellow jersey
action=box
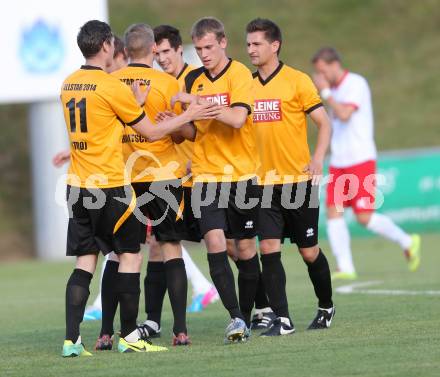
[153,24,219,314]
[173,17,261,343]
[60,20,217,357]
[53,35,128,169]
[112,23,196,346]
[246,18,335,335]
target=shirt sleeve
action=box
[107,80,145,126]
[296,72,323,114]
[229,64,253,115]
[340,76,366,110]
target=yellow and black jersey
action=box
[61,65,145,188]
[252,62,323,184]
[174,63,196,187]
[112,63,184,182]
[184,59,257,182]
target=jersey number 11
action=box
[66,98,88,133]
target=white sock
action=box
[142,319,160,331]
[319,307,334,313]
[124,328,140,343]
[91,255,108,309]
[181,245,213,296]
[366,213,412,249]
[254,307,273,315]
[280,317,293,327]
[327,218,355,273]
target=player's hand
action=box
[155,110,177,123]
[171,92,198,109]
[131,80,151,107]
[185,101,222,121]
[52,149,71,168]
[303,158,323,185]
[312,73,330,91]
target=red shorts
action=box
[326,160,376,214]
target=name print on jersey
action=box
[200,93,230,107]
[253,99,282,123]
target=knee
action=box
[260,239,280,254]
[119,252,143,271]
[75,254,98,274]
[356,212,372,227]
[205,230,226,252]
[236,238,257,260]
[299,245,320,263]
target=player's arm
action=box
[214,106,248,129]
[156,111,196,143]
[324,96,356,122]
[173,91,249,129]
[219,65,253,129]
[132,102,216,142]
[174,123,196,142]
[303,106,332,185]
[52,149,71,167]
[313,73,356,122]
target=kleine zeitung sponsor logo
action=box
[253,99,282,123]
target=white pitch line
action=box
[335,281,440,296]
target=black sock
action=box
[165,258,187,334]
[116,272,140,338]
[304,249,333,308]
[237,254,260,327]
[100,260,119,336]
[261,252,290,319]
[254,262,270,310]
[65,268,92,342]
[208,251,243,320]
[144,261,167,327]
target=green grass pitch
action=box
[1,233,439,377]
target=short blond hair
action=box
[124,23,154,59]
[191,17,225,42]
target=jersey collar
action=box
[128,63,151,68]
[176,63,189,80]
[254,61,284,86]
[204,58,232,82]
[80,65,103,70]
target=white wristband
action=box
[320,88,332,100]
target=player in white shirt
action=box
[312,47,421,280]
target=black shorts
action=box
[66,185,140,256]
[182,186,202,242]
[258,180,320,248]
[132,179,187,242]
[192,178,261,239]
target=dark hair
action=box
[246,18,282,55]
[77,20,113,59]
[113,35,127,59]
[124,23,155,59]
[153,25,183,50]
[191,17,225,42]
[311,47,341,64]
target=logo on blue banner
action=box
[19,19,64,74]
